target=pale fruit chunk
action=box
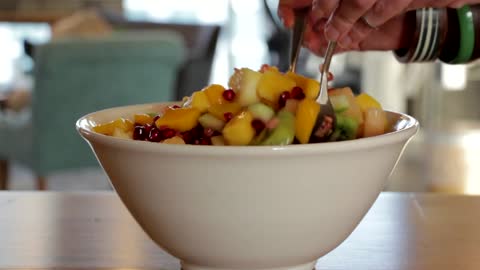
[222,111,255,145]
[295,99,321,144]
[155,107,201,132]
[285,72,320,99]
[247,103,275,122]
[229,68,263,106]
[328,87,364,125]
[112,127,133,139]
[363,108,388,138]
[284,99,300,115]
[93,118,134,135]
[330,95,349,113]
[257,70,296,104]
[191,90,211,113]
[211,136,226,146]
[163,136,186,144]
[261,111,296,146]
[198,113,225,131]
[355,92,382,112]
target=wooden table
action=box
[0,191,479,270]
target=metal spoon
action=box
[312,41,337,142]
[288,9,337,142]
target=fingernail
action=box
[325,25,340,41]
[339,35,352,48]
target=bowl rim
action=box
[76,102,420,157]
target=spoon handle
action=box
[317,41,337,104]
[289,8,310,73]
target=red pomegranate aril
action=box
[291,86,305,100]
[251,119,265,135]
[278,91,291,108]
[152,115,160,123]
[224,112,234,122]
[133,126,147,140]
[222,89,236,101]
[162,128,176,139]
[144,124,153,133]
[204,128,215,137]
[148,128,162,142]
[181,131,194,144]
[169,105,181,109]
[327,72,334,81]
[200,138,211,145]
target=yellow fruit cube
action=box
[363,108,388,138]
[207,102,242,121]
[191,91,211,113]
[162,136,186,144]
[257,70,296,104]
[286,72,320,99]
[93,118,133,135]
[155,107,201,132]
[203,84,226,105]
[222,111,255,145]
[134,113,154,125]
[295,99,321,144]
[355,93,382,112]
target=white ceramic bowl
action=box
[76,102,419,270]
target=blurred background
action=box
[0,0,479,194]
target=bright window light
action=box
[441,63,467,91]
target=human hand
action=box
[278,0,479,54]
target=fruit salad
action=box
[92,65,389,146]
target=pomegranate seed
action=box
[278,91,291,108]
[144,124,153,134]
[162,128,176,139]
[222,89,236,101]
[152,115,160,123]
[327,72,334,81]
[291,87,305,100]
[204,128,215,137]
[169,105,181,109]
[224,112,234,122]
[133,126,147,140]
[181,131,194,144]
[200,138,211,145]
[148,128,162,142]
[251,119,265,135]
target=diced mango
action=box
[295,99,321,144]
[328,87,364,125]
[257,70,296,104]
[222,111,255,145]
[134,113,154,125]
[207,102,243,121]
[203,84,226,105]
[355,93,382,112]
[285,72,320,99]
[191,90,211,113]
[363,108,388,138]
[93,118,133,135]
[162,136,186,144]
[155,107,201,132]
